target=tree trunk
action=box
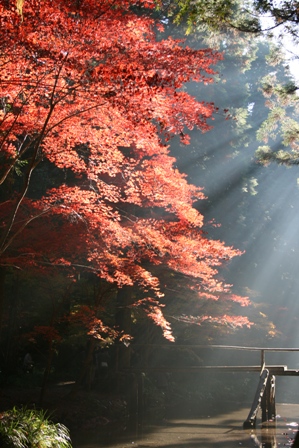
[115,286,134,371]
[39,337,55,406]
[115,287,142,430]
[78,338,96,389]
[0,267,6,339]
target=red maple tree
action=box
[0,0,251,341]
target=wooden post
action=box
[261,374,276,425]
[261,377,268,423]
[268,375,276,421]
[261,349,265,371]
[292,429,299,447]
[243,369,269,429]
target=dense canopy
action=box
[0,0,251,341]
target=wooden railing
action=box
[122,344,299,430]
[190,345,299,428]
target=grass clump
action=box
[0,407,72,448]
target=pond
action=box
[72,402,299,448]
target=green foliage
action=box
[254,0,299,32]
[14,160,28,177]
[168,2,299,172]
[254,70,299,166]
[232,107,251,132]
[255,146,299,165]
[282,117,299,149]
[255,145,272,165]
[166,0,260,34]
[256,107,286,141]
[261,73,299,104]
[167,0,299,41]
[172,0,236,31]
[0,407,72,448]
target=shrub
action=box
[0,407,72,448]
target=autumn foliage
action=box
[0,0,251,341]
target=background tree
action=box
[152,13,299,348]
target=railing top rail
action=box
[132,344,299,352]
[198,345,299,352]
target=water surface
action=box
[73,403,299,448]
